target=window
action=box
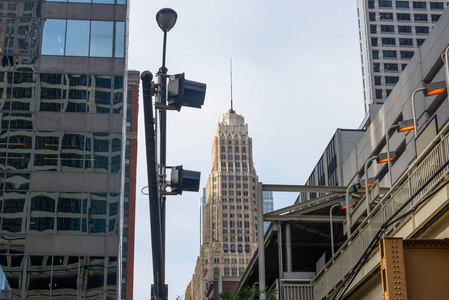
[386,89,392,97]
[398,26,412,33]
[399,38,413,46]
[385,76,399,85]
[375,89,383,99]
[413,2,426,9]
[370,25,377,34]
[231,245,235,253]
[42,19,125,58]
[379,1,392,7]
[238,244,242,253]
[375,76,382,85]
[228,146,232,152]
[371,37,378,46]
[383,50,397,58]
[431,14,441,22]
[382,37,396,45]
[373,50,379,59]
[373,63,380,72]
[245,245,250,253]
[370,12,376,21]
[379,12,393,20]
[224,268,230,276]
[396,1,409,8]
[430,2,444,9]
[401,50,414,59]
[402,64,408,70]
[214,267,219,278]
[368,1,375,8]
[232,268,237,277]
[414,14,428,21]
[384,63,398,71]
[223,244,228,253]
[381,25,395,33]
[415,26,429,34]
[416,39,425,46]
[397,13,411,21]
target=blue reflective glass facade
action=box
[0,0,130,299]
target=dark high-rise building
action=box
[0,0,133,299]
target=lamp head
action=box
[424,81,446,96]
[359,178,375,189]
[376,151,396,163]
[397,119,415,132]
[340,199,356,210]
[156,8,178,32]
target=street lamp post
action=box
[364,156,377,215]
[344,182,359,239]
[411,81,446,139]
[155,9,177,299]
[329,203,340,256]
[142,9,206,300]
[386,119,415,187]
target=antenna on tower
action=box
[230,58,234,112]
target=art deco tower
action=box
[190,109,259,299]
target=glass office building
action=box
[357,0,447,112]
[0,0,130,299]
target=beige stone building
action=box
[189,109,260,299]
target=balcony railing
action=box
[313,122,449,300]
[268,279,313,300]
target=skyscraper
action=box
[0,0,131,298]
[357,0,447,112]
[190,109,260,299]
[262,191,273,233]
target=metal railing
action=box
[269,279,313,300]
[313,123,449,300]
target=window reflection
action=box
[41,19,66,55]
[115,22,125,58]
[42,20,125,58]
[90,21,113,57]
[66,20,90,56]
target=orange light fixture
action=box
[359,178,375,189]
[376,151,396,164]
[424,81,446,96]
[340,199,356,210]
[397,119,415,132]
[378,157,395,163]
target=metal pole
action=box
[444,46,449,91]
[141,72,164,299]
[155,30,169,300]
[257,182,266,299]
[386,125,398,188]
[364,156,377,215]
[345,182,357,239]
[329,203,340,256]
[285,223,292,273]
[277,223,283,279]
[411,87,426,139]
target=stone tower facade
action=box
[191,110,259,299]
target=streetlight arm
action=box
[364,156,377,214]
[411,87,426,139]
[345,182,359,239]
[386,125,399,188]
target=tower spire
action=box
[229,58,235,114]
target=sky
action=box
[127,0,365,299]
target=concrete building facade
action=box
[190,110,260,299]
[0,0,133,299]
[299,129,365,202]
[357,0,447,111]
[237,5,449,300]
